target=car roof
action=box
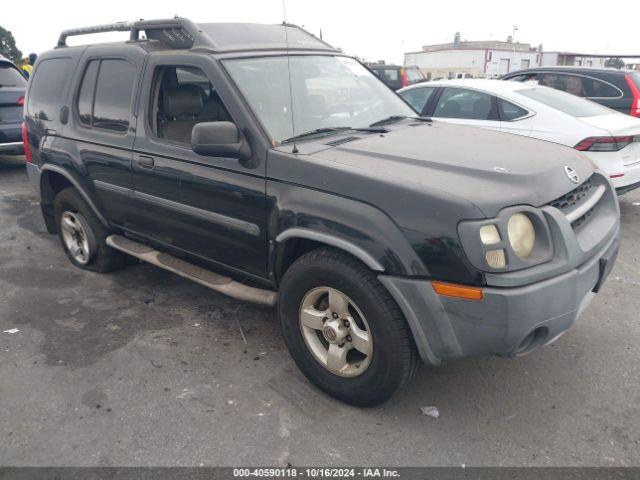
[505,66,636,76]
[197,23,338,53]
[54,19,339,55]
[400,78,532,93]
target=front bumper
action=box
[380,225,620,366]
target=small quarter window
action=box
[498,98,529,121]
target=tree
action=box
[0,26,22,64]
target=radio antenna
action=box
[282,0,298,153]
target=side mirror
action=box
[191,121,251,160]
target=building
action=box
[405,33,639,79]
[404,33,541,80]
[539,52,606,68]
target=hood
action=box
[579,113,640,137]
[308,121,595,217]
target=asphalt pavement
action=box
[1,155,639,467]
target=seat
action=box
[472,97,492,119]
[158,85,204,144]
[439,100,461,117]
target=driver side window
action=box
[150,66,232,145]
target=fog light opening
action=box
[514,327,549,357]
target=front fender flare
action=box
[275,228,385,272]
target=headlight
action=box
[507,213,535,259]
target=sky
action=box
[4,0,640,64]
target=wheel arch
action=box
[273,228,385,285]
[40,165,109,231]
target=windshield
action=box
[223,55,415,143]
[0,63,26,87]
[516,86,613,117]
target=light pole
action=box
[512,25,519,72]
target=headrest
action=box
[163,85,204,118]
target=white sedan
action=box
[399,79,640,193]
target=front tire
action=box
[53,187,124,273]
[278,247,419,406]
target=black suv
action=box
[24,19,620,406]
[502,67,640,117]
[368,64,425,90]
[0,55,26,155]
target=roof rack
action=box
[56,17,214,50]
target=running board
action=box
[106,235,277,307]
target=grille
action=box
[549,178,594,212]
[571,209,594,231]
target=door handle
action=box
[137,155,155,169]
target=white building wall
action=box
[405,50,486,77]
[485,50,540,77]
[405,48,541,79]
[540,52,559,66]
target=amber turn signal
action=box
[431,281,483,301]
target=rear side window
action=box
[76,59,135,133]
[433,87,496,120]
[498,98,529,121]
[400,86,435,113]
[77,60,99,125]
[0,63,26,86]
[27,58,72,121]
[537,73,621,99]
[629,72,640,91]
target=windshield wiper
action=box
[369,115,432,127]
[281,127,352,144]
[281,126,387,144]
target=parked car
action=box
[502,67,640,118]
[0,55,26,155]
[24,19,620,406]
[368,64,425,90]
[399,79,640,194]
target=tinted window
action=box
[400,87,435,113]
[92,59,135,132]
[0,63,26,86]
[506,73,539,82]
[433,88,495,120]
[498,98,529,120]
[27,58,72,121]
[537,73,621,99]
[405,68,424,82]
[518,86,612,117]
[583,78,621,98]
[77,60,99,126]
[380,69,399,82]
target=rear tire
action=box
[53,187,125,273]
[278,247,419,406]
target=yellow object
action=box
[432,281,483,301]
